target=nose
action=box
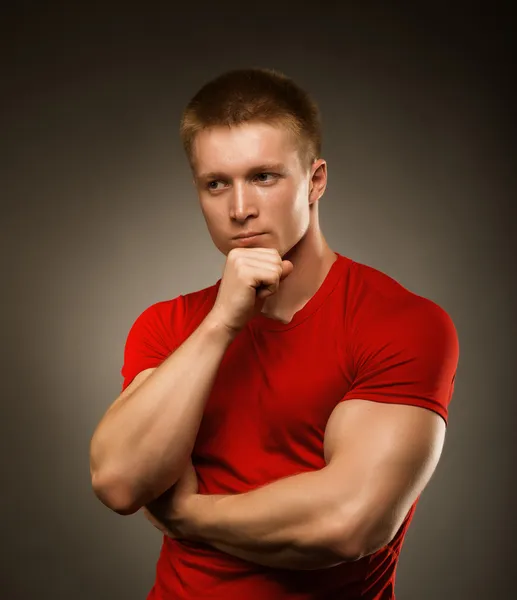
[229,181,258,222]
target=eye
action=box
[254,173,277,183]
[205,173,278,191]
[207,180,225,191]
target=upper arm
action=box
[323,399,446,555]
[321,295,458,555]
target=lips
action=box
[233,232,264,239]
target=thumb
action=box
[279,260,294,281]
[255,260,294,302]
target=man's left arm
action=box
[148,400,446,569]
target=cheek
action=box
[286,185,310,217]
[199,210,223,244]
[289,191,312,234]
[200,203,223,228]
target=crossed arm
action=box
[143,399,446,570]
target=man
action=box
[90,67,459,599]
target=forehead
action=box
[192,122,301,178]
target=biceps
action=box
[360,430,443,529]
[324,401,446,541]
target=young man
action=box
[90,68,459,599]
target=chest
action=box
[194,325,350,467]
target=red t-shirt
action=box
[120,252,459,599]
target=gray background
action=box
[2,3,514,599]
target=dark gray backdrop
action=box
[2,3,514,599]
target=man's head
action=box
[180,68,327,257]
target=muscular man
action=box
[90,67,459,599]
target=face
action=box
[191,121,326,257]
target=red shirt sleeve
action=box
[342,298,460,425]
[120,299,184,392]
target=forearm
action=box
[184,467,350,559]
[90,314,236,513]
[144,497,345,570]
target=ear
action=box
[310,159,327,202]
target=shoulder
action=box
[346,259,458,353]
[348,259,452,320]
[127,279,220,340]
[340,260,459,424]
[348,259,420,307]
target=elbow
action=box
[327,539,368,563]
[325,520,394,563]
[91,469,144,516]
[91,465,183,516]
[336,536,390,563]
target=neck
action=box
[261,222,337,323]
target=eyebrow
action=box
[197,162,288,182]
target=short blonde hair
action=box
[180,67,322,173]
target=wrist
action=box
[179,494,211,541]
[202,312,240,345]
[180,493,228,542]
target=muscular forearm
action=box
[186,468,344,551]
[176,465,358,569]
[144,497,345,570]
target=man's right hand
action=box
[209,247,294,334]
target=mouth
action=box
[232,233,265,240]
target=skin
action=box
[142,121,448,570]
